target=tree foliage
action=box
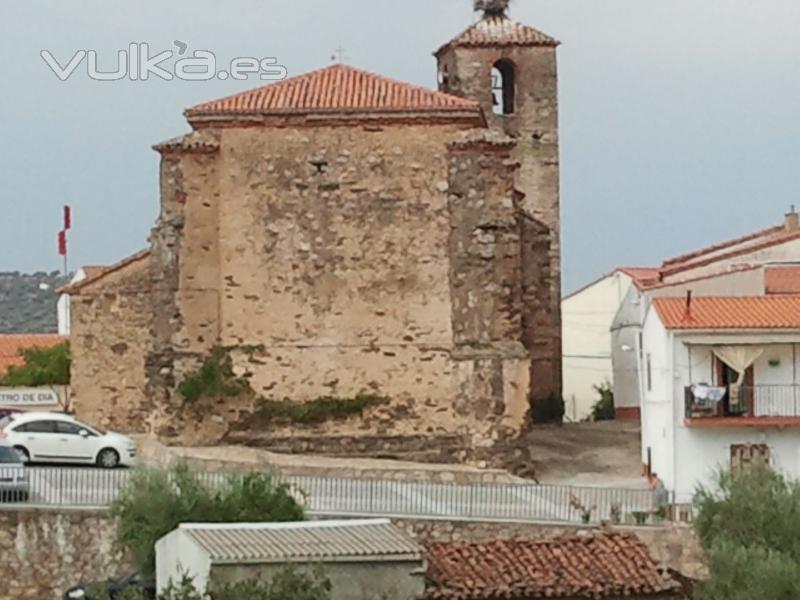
[693,465,800,599]
[111,466,305,579]
[0,341,70,386]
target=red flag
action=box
[58,231,67,256]
[64,205,72,230]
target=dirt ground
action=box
[498,420,647,488]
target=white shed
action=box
[155,519,425,600]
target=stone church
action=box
[66,1,562,458]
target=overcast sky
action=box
[1,0,799,292]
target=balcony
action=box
[685,385,800,426]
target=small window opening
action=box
[491,60,516,115]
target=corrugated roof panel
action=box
[182,520,421,563]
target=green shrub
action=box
[253,393,386,425]
[0,341,70,386]
[590,383,615,421]
[694,540,800,600]
[111,466,305,579]
[694,465,800,556]
[177,347,249,403]
[693,465,800,600]
[531,393,565,424]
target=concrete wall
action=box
[0,509,130,600]
[211,561,425,600]
[69,254,152,433]
[562,272,633,421]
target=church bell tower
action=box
[435,0,563,413]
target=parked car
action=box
[0,440,29,502]
[0,412,136,468]
[0,407,25,420]
[64,572,155,599]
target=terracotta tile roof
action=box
[425,533,680,599]
[638,263,760,292]
[185,64,481,122]
[436,15,559,55]
[765,266,800,295]
[153,131,220,154]
[0,334,66,377]
[563,267,660,301]
[662,225,785,268]
[652,295,800,330]
[58,249,150,295]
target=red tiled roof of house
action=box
[81,266,107,280]
[435,15,559,55]
[0,334,66,377]
[652,295,800,330]
[638,263,761,292]
[185,64,481,121]
[425,534,680,600]
[58,249,150,295]
[661,225,785,268]
[765,266,800,295]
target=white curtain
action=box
[712,346,765,411]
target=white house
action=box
[640,293,800,503]
[612,209,800,421]
[56,266,106,335]
[561,267,658,421]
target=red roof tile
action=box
[662,225,785,268]
[765,266,800,295]
[652,295,800,330]
[186,64,481,121]
[436,15,559,55]
[0,334,66,377]
[425,533,680,599]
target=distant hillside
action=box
[0,271,69,333]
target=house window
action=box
[646,354,653,392]
[730,444,770,472]
[491,59,516,115]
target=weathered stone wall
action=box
[0,508,129,600]
[147,123,536,450]
[70,253,152,433]
[437,43,563,408]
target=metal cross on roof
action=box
[331,45,348,63]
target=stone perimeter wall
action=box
[0,509,130,600]
[0,509,704,600]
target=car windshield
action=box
[0,446,21,464]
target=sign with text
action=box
[0,387,61,407]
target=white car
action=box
[0,412,136,468]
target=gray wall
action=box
[210,560,426,600]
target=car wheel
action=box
[13,446,29,463]
[97,448,120,469]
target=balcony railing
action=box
[685,385,800,420]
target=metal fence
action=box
[1,466,665,526]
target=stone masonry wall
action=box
[0,509,129,600]
[70,253,152,433]
[437,42,563,407]
[147,123,534,450]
